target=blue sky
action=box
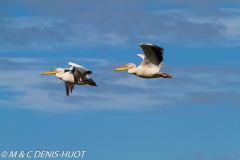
[1,0,240,159]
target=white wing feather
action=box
[137,54,162,71]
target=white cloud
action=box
[0,58,239,112]
[218,17,240,38]
[2,17,64,29]
[2,1,240,52]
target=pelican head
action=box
[41,68,62,75]
[113,63,135,71]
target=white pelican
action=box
[41,62,97,96]
[113,43,172,78]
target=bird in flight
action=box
[113,43,172,78]
[41,62,97,96]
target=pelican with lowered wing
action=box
[41,62,97,96]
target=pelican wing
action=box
[140,43,164,66]
[137,53,163,71]
[68,62,92,84]
[86,78,97,86]
[137,54,151,67]
[65,82,74,96]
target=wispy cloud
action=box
[0,57,239,112]
[1,0,240,52]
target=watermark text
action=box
[1,150,87,158]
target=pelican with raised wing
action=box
[113,43,172,78]
[41,62,97,96]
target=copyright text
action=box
[1,150,87,158]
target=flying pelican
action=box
[41,62,97,96]
[113,43,172,78]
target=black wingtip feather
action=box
[153,44,164,53]
[87,71,92,74]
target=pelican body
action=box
[41,62,97,96]
[114,43,172,78]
